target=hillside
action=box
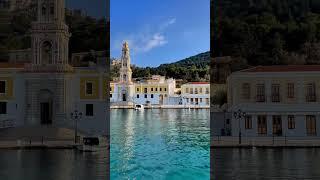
[212,0,320,66]
[0,4,107,61]
[111,51,210,83]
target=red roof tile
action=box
[241,65,320,72]
[0,63,25,69]
[188,82,209,84]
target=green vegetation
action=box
[212,0,320,66]
[111,52,210,82]
[211,88,227,107]
[0,5,107,61]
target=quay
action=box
[110,105,210,109]
[211,136,320,148]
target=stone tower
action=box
[25,0,72,126]
[29,0,71,71]
[119,41,132,83]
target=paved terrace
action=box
[211,136,320,148]
[0,127,110,149]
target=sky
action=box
[111,0,210,67]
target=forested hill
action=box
[112,51,210,82]
[0,4,107,57]
[212,0,320,66]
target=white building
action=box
[0,0,108,136]
[222,65,320,137]
[181,82,210,107]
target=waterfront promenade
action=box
[110,104,210,109]
[211,136,320,148]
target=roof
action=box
[240,65,320,73]
[186,82,209,85]
[0,63,25,69]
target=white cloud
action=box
[113,18,176,54]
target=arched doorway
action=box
[121,90,127,102]
[39,89,53,125]
[41,41,53,64]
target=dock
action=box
[211,136,320,148]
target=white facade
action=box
[0,0,108,135]
[224,65,320,137]
[181,82,210,107]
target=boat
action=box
[134,104,144,110]
[76,136,108,152]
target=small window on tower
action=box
[86,82,93,95]
[50,4,54,15]
[42,4,46,15]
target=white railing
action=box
[0,119,15,129]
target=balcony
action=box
[306,95,316,102]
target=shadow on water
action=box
[212,148,320,179]
[0,149,108,180]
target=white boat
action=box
[77,136,108,152]
[134,104,144,110]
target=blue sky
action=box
[111,0,210,67]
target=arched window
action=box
[42,4,46,16]
[41,41,53,64]
[123,74,127,82]
[50,3,54,15]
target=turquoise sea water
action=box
[110,109,210,180]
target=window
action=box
[151,88,153,92]
[86,104,93,116]
[191,98,194,104]
[0,81,5,94]
[0,102,7,114]
[306,83,316,102]
[164,88,167,91]
[42,5,46,15]
[160,88,162,92]
[206,98,209,105]
[137,88,140,92]
[85,82,93,95]
[151,94,154,98]
[272,115,282,135]
[257,115,267,135]
[245,115,252,129]
[287,83,294,98]
[199,88,203,94]
[256,84,265,102]
[186,88,189,93]
[195,88,198,94]
[144,88,147,93]
[206,88,209,94]
[200,98,202,103]
[242,83,250,99]
[144,94,147,98]
[137,94,139,98]
[155,88,158,91]
[306,115,317,136]
[50,4,54,15]
[190,88,193,94]
[271,84,280,102]
[110,94,112,98]
[288,115,295,129]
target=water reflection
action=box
[111,109,210,180]
[0,149,108,180]
[212,148,320,179]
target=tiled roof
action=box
[187,82,209,84]
[240,65,320,72]
[0,63,25,69]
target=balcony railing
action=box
[306,95,316,102]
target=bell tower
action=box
[29,0,71,71]
[119,41,132,83]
